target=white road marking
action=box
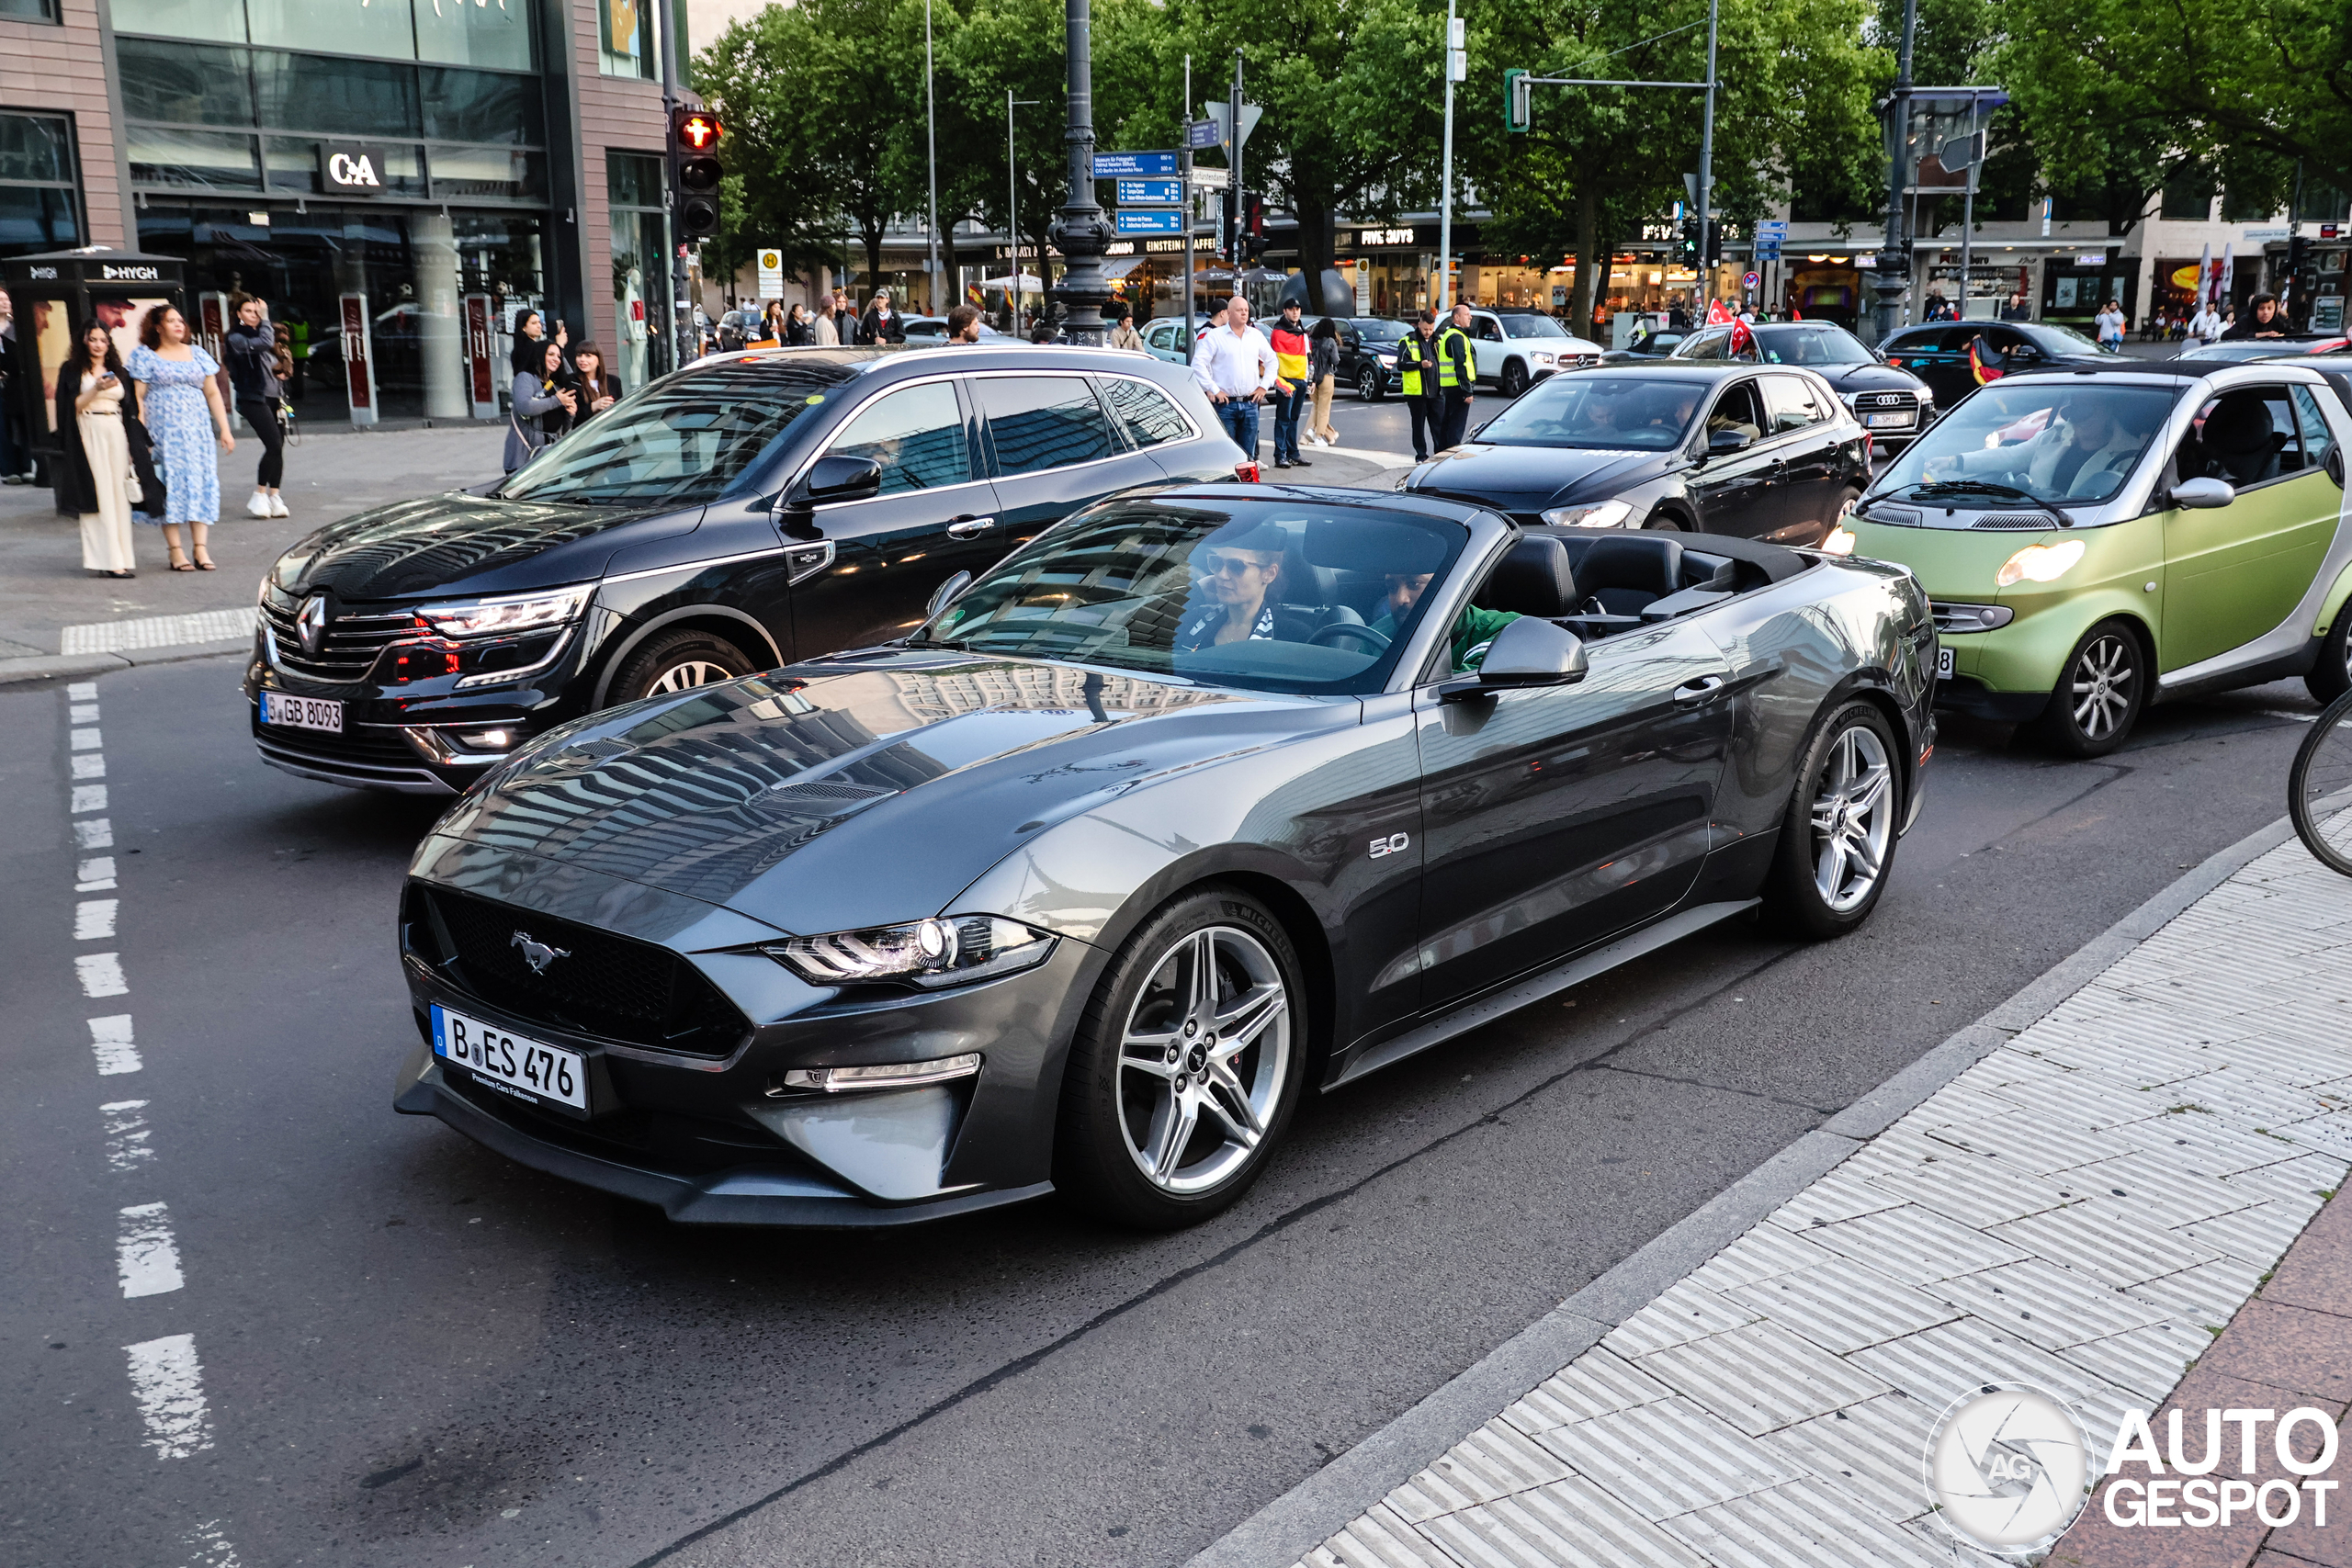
[71,728,101,750]
[77,952,128,997]
[72,752,106,779]
[179,1518,242,1568]
[89,1015,141,1076]
[76,899,119,940]
[101,1100,155,1172]
[67,681,97,699]
[74,818,114,850]
[62,607,256,656]
[122,1335,214,1458]
[117,1202,185,1297]
[70,703,99,724]
[72,784,108,814]
[76,856,117,892]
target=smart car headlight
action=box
[1994,539,2085,587]
[413,584,594,638]
[762,915,1055,989]
[1541,500,1633,528]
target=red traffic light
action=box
[676,110,722,152]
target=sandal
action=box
[168,547,194,572]
[193,547,217,571]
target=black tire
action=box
[1498,360,1530,399]
[2305,607,2352,705]
[1357,365,1384,401]
[2026,619,2146,758]
[1643,512,1686,532]
[607,627,759,705]
[2290,689,2352,875]
[1056,886,1306,1229]
[1761,701,1903,940]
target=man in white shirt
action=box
[1191,297,1277,461]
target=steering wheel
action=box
[1309,621,1390,653]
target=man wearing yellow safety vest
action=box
[1396,310,1442,462]
[1266,299,1311,469]
[1436,301,1476,451]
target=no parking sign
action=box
[1742,270,1760,291]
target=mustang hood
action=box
[273,492,694,601]
[1407,443,1665,513]
[417,652,1344,937]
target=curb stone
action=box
[0,639,249,687]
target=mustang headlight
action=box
[762,914,1054,989]
[414,584,594,638]
[1541,500,1633,528]
[1995,539,2085,587]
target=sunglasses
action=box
[1202,552,1271,577]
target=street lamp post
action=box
[1873,0,1920,341]
[1047,0,1114,344]
[925,0,940,311]
[1008,93,1038,328]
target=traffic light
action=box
[1677,220,1700,266]
[1703,220,1722,266]
[673,107,723,239]
[1505,69,1531,133]
[1243,194,1265,265]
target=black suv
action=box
[1874,319,2111,411]
[1334,317,1416,400]
[1670,321,1937,450]
[244,347,1251,795]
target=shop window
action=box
[261,137,425,196]
[110,0,245,42]
[421,69,544,146]
[0,112,81,258]
[608,154,670,389]
[431,147,543,201]
[119,40,257,128]
[128,126,260,190]
[600,0,658,79]
[253,50,423,139]
[0,0,61,19]
[607,152,664,209]
[247,0,418,60]
[416,0,534,71]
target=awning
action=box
[981,272,1046,290]
[1102,256,1147,279]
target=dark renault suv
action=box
[244,347,1251,794]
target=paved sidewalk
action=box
[1195,821,2352,1568]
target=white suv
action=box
[1463,309,1605,397]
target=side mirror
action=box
[924,570,973,620]
[1708,427,1755,456]
[2171,476,2237,510]
[1438,617,1589,702]
[800,454,883,505]
[2328,446,2346,489]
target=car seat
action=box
[1473,534,1579,617]
[2198,392,2286,486]
[1575,534,1684,615]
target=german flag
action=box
[1968,335,2003,386]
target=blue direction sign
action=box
[1186,120,1221,150]
[1115,177,1183,207]
[1114,209,1185,235]
[1096,151,1177,177]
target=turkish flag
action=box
[1705,299,1735,326]
[1729,317,1755,357]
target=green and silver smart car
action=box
[1834,362,2352,755]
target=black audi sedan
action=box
[1876,319,2111,411]
[1670,320,1936,449]
[243,346,1253,795]
[1397,363,1871,545]
[395,484,1933,1229]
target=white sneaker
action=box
[269,496,288,518]
[245,491,271,518]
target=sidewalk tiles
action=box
[1285,832,2352,1568]
[60,609,257,657]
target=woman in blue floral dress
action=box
[128,304,235,570]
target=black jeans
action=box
[1439,391,1473,451]
[1408,398,1442,460]
[238,399,284,489]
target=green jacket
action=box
[1372,604,1521,672]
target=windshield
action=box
[1498,313,1569,338]
[1353,319,1411,342]
[1473,374,1703,451]
[2028,321,2103,354]
[496,359,852,505]
[1873,382,2182,509]
[1753,326,1873,366]
[914,498,1467,694]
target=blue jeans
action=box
[1216,398,1261,462]
[1272,384,1304,463]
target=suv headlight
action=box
[761,914,1055,989]
[413,585,594,638]
[1530,350,1555,365]
[1541,500,1633,527]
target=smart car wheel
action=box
[1357,366,1384,401]
[609,628,758,703]
[1057,887,1305,1229]
[2304,609,2352,705]
[1499,360,1530,399]
[2028,620,2145,758]
[1762,702,1901,939]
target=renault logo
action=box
[510,931,571,975]
[297,594,330,655]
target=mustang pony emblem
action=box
[510,931,571,975]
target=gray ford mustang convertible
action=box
[394,484,1937,1229]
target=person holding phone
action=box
[56,320,139,577]
[226,296,288,518]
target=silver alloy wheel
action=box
[647,660,736,694]
[1808,724,1894,914]
[1116,925,1291,1195]
[2069,632,2137,739]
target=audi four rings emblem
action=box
[1368,832,1410,859]
[510,931,571,974]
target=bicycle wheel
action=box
[2289,689,2352,875]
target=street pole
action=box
[925,0,940,312]
[1873,0,1919,342]
[1230,51,1244,278]
[658,1,687,370]
[1182,53,1195,358]
[1694,0,1717,311]
[1006,93,1038,326]
[1046,0,1113,343]
[1439,0,1456,310]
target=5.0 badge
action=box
[1368,832,1410,859]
